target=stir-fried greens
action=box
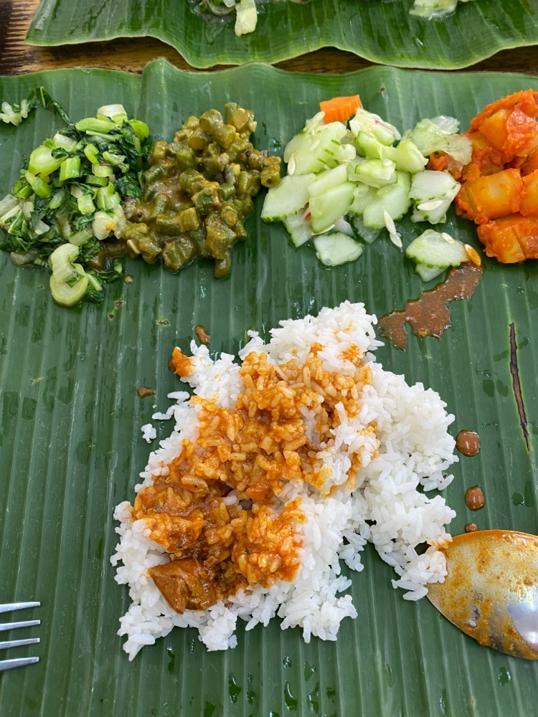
[0,87,70,127]
[0,103,150,305]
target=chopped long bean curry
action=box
[122,104,281,277]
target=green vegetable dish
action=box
[0,101,150,306]
[122,104,281,278]
[0,99,280,305]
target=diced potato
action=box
[479,109,509,152]
[456,168,522,224]
[521,148,538,176]
[478,215,538,263]
[521,170,538,218]
[470,89,538,131]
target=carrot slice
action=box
[428,151,464,180]
[320,95,361,124]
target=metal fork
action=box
[0,602,40,671]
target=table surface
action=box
[1,0,537,76]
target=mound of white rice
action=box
[111,301,457,659]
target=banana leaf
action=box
[0,60,536,717]
[26,0,538,70]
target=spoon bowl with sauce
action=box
[428,530,538,660]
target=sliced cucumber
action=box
[261,174,315,222]
[333,217,355,237]
[348,184,378,216]
[349,159,397,188]
[351,216,381,244]
[284,122,347,175]
[313,232,364,267]
[308,165,348,197]
[415,263,445,282]
[355,132,385,160]
[410,170,460,224]
[405,229,467,269]
[363,172,411,229]
[388,139,427,174]
[310,183,355,234]
[355,133,426,174]
[349,109,401,146]
[283,211,312,248]
[406,117,472,165]
[334,143,357,164]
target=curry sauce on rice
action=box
[112,302,458,659]
[132,343,375,613]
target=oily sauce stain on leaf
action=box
[379,263,483,349]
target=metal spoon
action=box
[428,529,538,660]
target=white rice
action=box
[140,423,156,444]
[111,301,457,659]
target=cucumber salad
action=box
[262,95,477,280]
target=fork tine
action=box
[0,602,40,614]
[0,657,39,672]
[0,601,41,612]
[0,620,40,632]
[0,638,40,649]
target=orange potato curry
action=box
[453,89,538,263]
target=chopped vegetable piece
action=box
[406,117,472,165]
[456,168,522,224]
[414,264,445,282]
[234,0,258,36]
[310,183,355,234]
[320,96,361,124]
[351,216,381,244]
[349,109,401,146]
[284,121,348,175]
[410,170,460,224]
[477,216,538,262]
[0,99,32,127]
[262,175,315,221]
[383,210,403,249]
[521,170,538,218]
[406,229,467,270]
[313,232,364,266]
[362,172,411,229]
[309,165,348,197]
[349,159,397,189]
[283,212,312,248]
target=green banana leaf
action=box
[0,60,536,717]
[26,0,538,70]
